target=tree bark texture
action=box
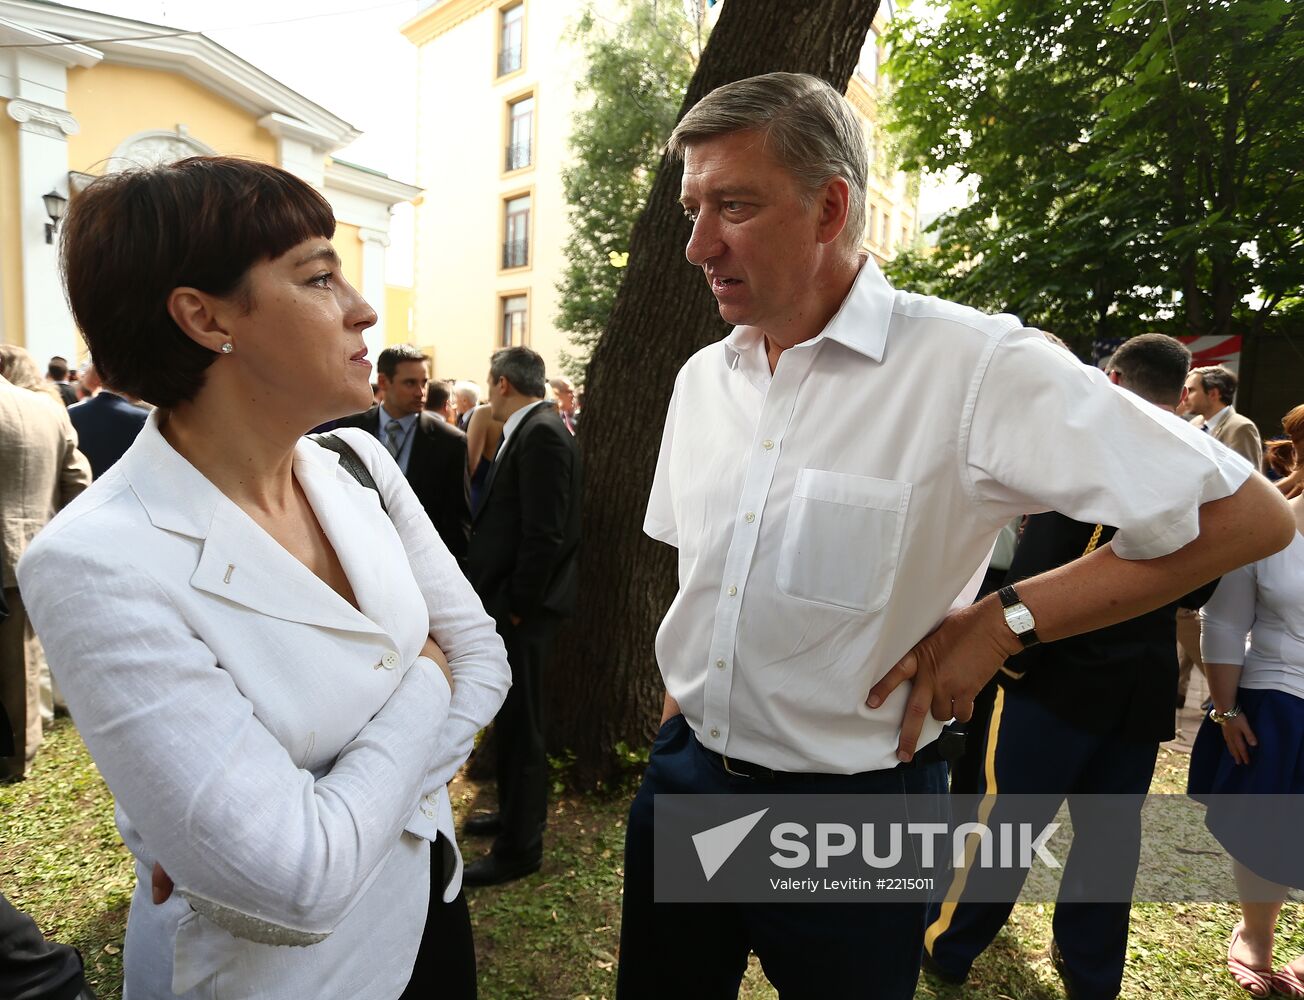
[548,0,882,789]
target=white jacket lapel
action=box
[120,413,388,637]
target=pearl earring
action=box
[220,343,233,354]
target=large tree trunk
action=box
[548,0,882,790]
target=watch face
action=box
[1004,604,1036,634]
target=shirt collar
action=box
[1205,405,1232,431]
[722,255,895,370]
[502,398,547,446]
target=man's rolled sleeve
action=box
[964,328,1253,560]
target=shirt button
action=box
[762,439,774,450]
[381,651,399,670]
[715,658,725,669]
[727,585,737,597]
[710,728,720,739]
[744,512,755,523]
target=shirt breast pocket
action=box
[776,469,911,614]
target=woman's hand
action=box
[1220,712,1258,766]
[421,635,453,688]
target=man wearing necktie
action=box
[462,347,582,886]
[1174,364,1264,708]
[336,344,471,559]
[549,376,579,434]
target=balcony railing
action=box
[505,140,532,172]
[502,238,529,269]
[498,46,522,76]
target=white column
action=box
[7,97,77,365]
[359,227,391,360]
[257,113,331,190]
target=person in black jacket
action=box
[66,369,147,479]
[335,345,471,558]
[460,346,582,886]
[923,333,1214,1000]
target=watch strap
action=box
[998,585,1040,648]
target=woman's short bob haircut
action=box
[60,156,336,409]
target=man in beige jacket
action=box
[1,370,90,779]
[1175,364,1264,707]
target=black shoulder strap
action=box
[308,432,388,514]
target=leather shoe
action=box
[1050,939,1091,1000]
[462,812,502,837]
[920,947,968,986]
[462,854,541,887]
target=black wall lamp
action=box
[43,189,68,244]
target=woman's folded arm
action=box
[18,545,451,940]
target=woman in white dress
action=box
[1188,492,1304,998]
[18,156,510,999]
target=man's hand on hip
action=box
[866,599,1017,762]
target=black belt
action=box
[695,732,957,782]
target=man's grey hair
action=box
[490,346,546,399]
[377,344,429,380]
[453,380,480,408]
[666,72,868,248]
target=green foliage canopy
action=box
[884,0,1304,352]
[556,2,704,382]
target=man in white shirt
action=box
[615,72,1294,1000]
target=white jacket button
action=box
[381,651,399,670]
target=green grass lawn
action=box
[2,720,1299,998]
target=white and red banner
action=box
[1095,334,1243,372]
[1178,334,1242,373]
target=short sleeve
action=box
[644,374,681,548]
[963,329,1252,560]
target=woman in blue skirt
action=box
[1189,488,1304,997]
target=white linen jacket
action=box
[18,414,510,999]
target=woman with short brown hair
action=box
[19,157,510,998]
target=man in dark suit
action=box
[336,345,471,559]
[45,356,77,408]
[923,334,1217,1000]
[67,368,148,479]
[461,346,582,886]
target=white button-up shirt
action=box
[645,258,1251,774]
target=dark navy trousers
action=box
[616,714,949,1000]
[923,683,1158,1000]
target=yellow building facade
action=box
[403,0,585,383]
[850,7,921,266]
[1,0,419,368]
[402,0,920,384]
